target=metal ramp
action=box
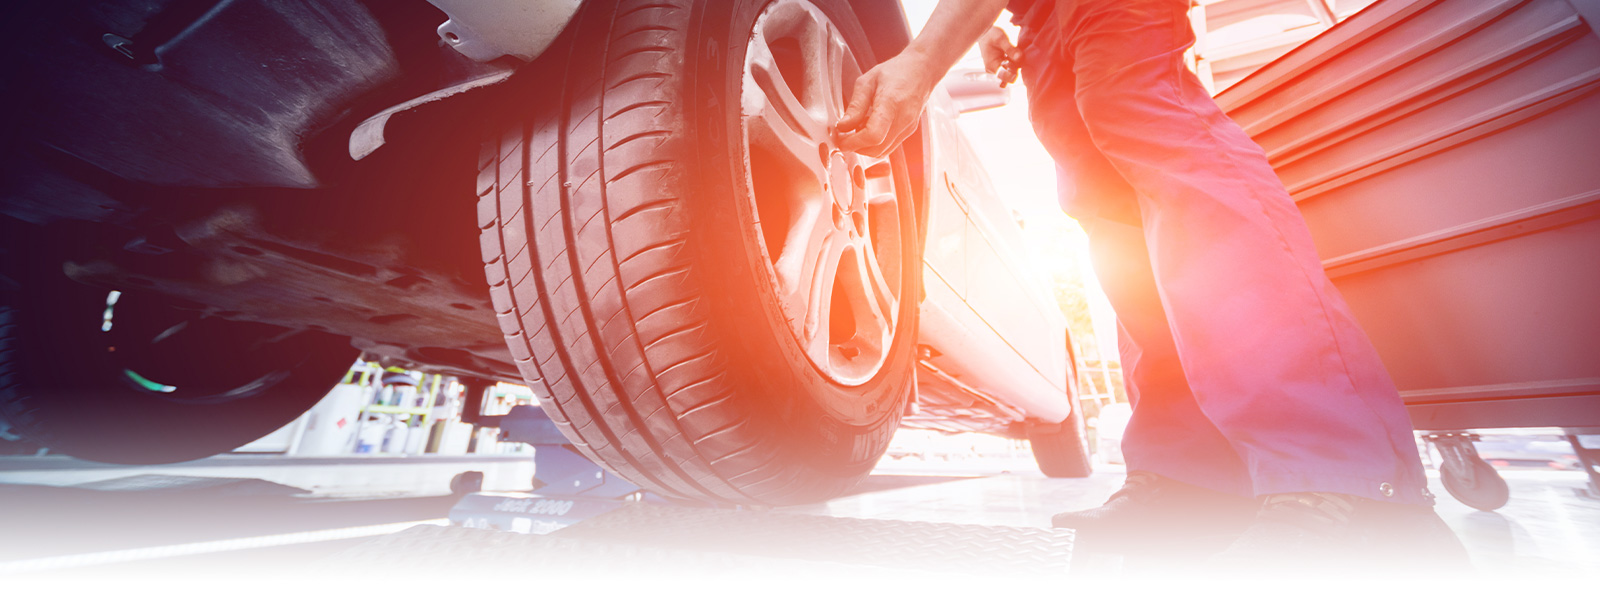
[339,402,1075,579]
[331,502,1074,578]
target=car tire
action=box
[477,0,919,505]
[0,228,359,464]
[1441,454,1510,511]
[1029,333,1092,478]
[1029,416,1093,478]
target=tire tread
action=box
[478,0,774,504]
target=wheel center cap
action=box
[827,154,853,213]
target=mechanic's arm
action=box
[834,0,1011,157]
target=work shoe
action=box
[1051,471,1257,555]
[1210,492,1471,575]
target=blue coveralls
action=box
[1010,0,1431,505]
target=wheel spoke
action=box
[773,202,836,338]
[849,237,897,349]
[803,232,851,364]
[819,25,858,121]
[745,37,824,143]
[800,236,851,365]
[860,156,896,203]
[743,78,827,184]
[855,154,902,291]
[863,191,897,208]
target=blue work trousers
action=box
[1019,0,1430,504]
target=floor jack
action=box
[448,404,659,534]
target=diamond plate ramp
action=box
[330,504,1074,579]
[552,504,1074,576]
[329,524,895,579]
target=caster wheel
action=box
[450,471,485,495]
[1441,456,1509,511]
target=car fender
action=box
[427,0,584,62]
[352,0,588,160]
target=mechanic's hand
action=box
[834,52,941,158]
[978,27,1021,75]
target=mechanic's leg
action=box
[1064,0,1429,505]
[1019,14,1251,498]
[1052,218,1259,554]
[1080,217,1252,497]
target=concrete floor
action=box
[0,451,1594,582]
[809,455,1600,577]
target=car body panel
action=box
[915,90,1073,425]
[426,0,584,62]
